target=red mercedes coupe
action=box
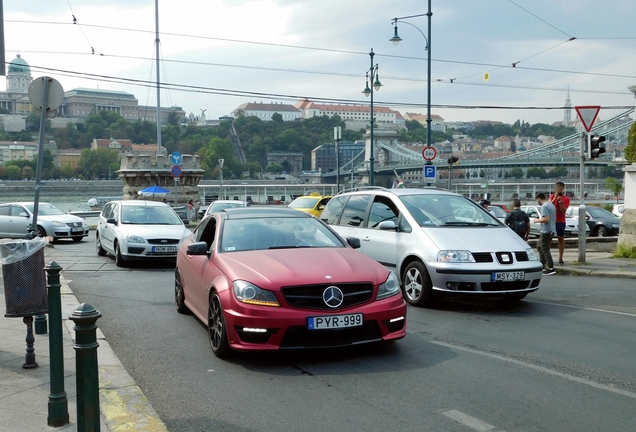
[175,207,406,357]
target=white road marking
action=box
[442,409,500,431]
[430,340,636,400]
[527,300,636,318]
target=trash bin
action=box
[0,238,48,317]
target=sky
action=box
[2,0,636,126]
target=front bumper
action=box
[428,261,543,296]
[121,241,182,260]
[221,291,407,351]
[52,224,90,239]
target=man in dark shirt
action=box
[504,199,530,241]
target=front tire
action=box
[114,242,126,267]
[595,226,608,237]
[96,233,106,256]
[402,261,434,307]
[174,269,189,314]
[37,226,46,237]
[208,292,231,358]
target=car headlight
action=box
[526,248,539,261]
[126,234,146,244]
[437,250,476,263]
[612,224,620,228]
[50,221,66,227]
[181,230,192,241]
[377,272,401,300]
[233,280,280,307]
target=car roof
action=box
[5,202,50,205]
[222,207,311,219]
[110,200,170,207]
[337,186,459,198]
[211,200,245,204]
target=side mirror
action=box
[19,212,29,218]
[187,241,209,256]
[377,220,397,231]
[106,218,117,225]
[346,237,361,249]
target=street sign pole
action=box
[219,159,225,200]
[578,132,587,263]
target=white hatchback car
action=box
[96,200,191,267]
[320,188,543,307]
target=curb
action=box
[556,267,636,279]
[60,275,169,432]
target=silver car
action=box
[320,188,543,307]
[0,202,89,241]
[96,200,191,267]
[520,205,589,238]
[203,200,247,218]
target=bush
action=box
[614,244,636,259]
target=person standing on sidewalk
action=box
[533,193,557,275]
[504,199,530,241]
[187,199,195,223]
[549,181,570,265]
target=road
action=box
[55,237,636,432]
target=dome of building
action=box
[8,54,30,74]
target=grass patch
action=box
[614,244,636,259]
[570,261,591,266]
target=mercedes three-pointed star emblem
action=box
[323,286,344,308]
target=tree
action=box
[21,166,35,180]
[626,120,636,163]
[527,167,547,179]
[605,177,623,203]
[6,165,21,180]
[547,166,568,179]
[509,167,524,179]
[78,148,120,179]
[0,166,7,179]
[265,163,284,173]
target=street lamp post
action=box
[362,49,382,186]
[334,126,341,192]
[390,1,433,152]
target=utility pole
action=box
[578,132,586,263]
[334,126,341,193]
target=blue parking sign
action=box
[423,165,436,182]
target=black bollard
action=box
[34,314,48,334]
[70,303,102,432]
[22,316,38,369]
[45,262,69,426]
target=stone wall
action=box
[117,154,205,205]
[618,164,636,248]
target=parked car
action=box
[96,200,192,267]
[0,202,89,241]
[175,207,406,357]
[320,188,542,307]
[490,202,511,213]
[520,205,588,238]
[488,205,508,222]
[203,200,248,218]
[566,205,621,237]
[612,204,624,218]
[287,193,332,217]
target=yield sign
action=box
[575,106,601,132]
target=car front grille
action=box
[66,222,83,228]
[471,252,494,263]
[280,321,381,348]
[147,239,180,245]
[514,251,529,262]
[481,281,530,291]
[281,283,374,310]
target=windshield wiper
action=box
[445,222,498,226]
[268,245,313,250]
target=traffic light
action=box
[447,156,459,165]
[589,135,606,159]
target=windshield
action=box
[206,202,245,214]
[24,203,67,216]
[489,206,507,218]
[399,194,501,227]
[288,197,320,209]
[587,206,616,218]
[121,206,183,225]
[220,217,344,252]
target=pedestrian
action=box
[504,199,530,240]
[479,198,495,216]
[549,181,570,265]
[187,199,195,222]
[532,193,556,275]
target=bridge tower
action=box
[563,86,572,127]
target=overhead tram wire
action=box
[506,0,573,38]
[6,19,636,80]
[26,63,636,111]
[65,0,98,55]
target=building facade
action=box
[311,142,365,172]
[232,102,302,121]
[404,113,446,132]
[0,55,33,115]
[0,140,57,165]
[295,98,402,126]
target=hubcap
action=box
[404,268,422,301]
[209,297,223,350]
[175,274,182,305]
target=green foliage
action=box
[6,165,21,179]
[601,165,622,179]
[626,121,636,163]
[527,167,547,179]
[546,166,568,179]
[466,120,575,140]
[78,147,120,179]
[605,177,623,202]
[614,244,636,259]
[400,120,453,143]
[509,167,524,179]
[266,163,284,173]
[200,137,243,179]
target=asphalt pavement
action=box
[47,235,636,432]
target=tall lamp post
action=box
[362,48,382,186]
[390,2,433,150]
[334,126,342,192]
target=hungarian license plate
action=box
[492,271,524,282]
[71,227,83,233]
[307,313,363,330]
[152,246,177,253]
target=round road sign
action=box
[422,146,437,161]
[171,165,182,178]
[28,77,64,110]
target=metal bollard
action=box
[70,303,102,432]
[22,316,38,369]
[45,262,69,426]
[34,313,48,334]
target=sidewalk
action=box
[556,249,636,278]
[0,261,167,430]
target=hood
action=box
[118,224,190,240]
[216,248,388,291]
[422,226,529,252]
[38,214,87,224]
